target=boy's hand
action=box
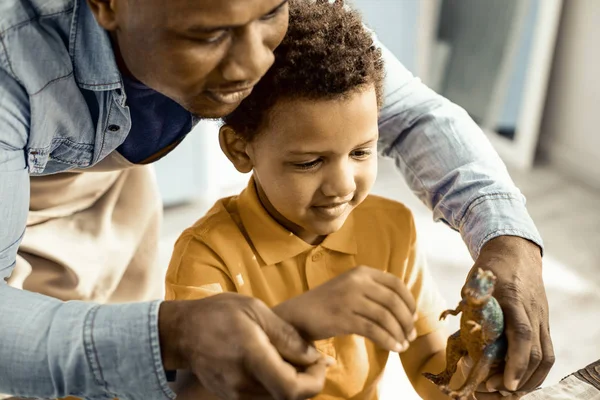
[273,266,418,352]
[159,293,330,400]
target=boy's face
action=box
[246,87,379,243]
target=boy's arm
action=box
[400,330,449,400]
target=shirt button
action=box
[311,252,323,262]
[108,124,120,132]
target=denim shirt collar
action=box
[69,0,123,91]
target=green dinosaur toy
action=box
[423,268,508,400]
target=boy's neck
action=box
[253,179,325,246]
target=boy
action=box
[166,0,451,398]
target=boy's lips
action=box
[311,202,350,219]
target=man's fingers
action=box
[245,331,326,400]
[517,324,555,391]
[481,374,505,392]
[370,270,417,314]
[259,303,321,366]
[502,304,534,391]
[351,313,406,352]
[293,357,331,399]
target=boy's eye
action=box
[293,159,321,170]
[351,149,373,159]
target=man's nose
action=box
[321,163,356,199]
[220,23,275,83]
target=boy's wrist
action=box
[272,300,306,338]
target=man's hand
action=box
[159,293,331,400]
[273,266,418,352]
[469,236,554,397]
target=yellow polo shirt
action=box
[166,178,445,400]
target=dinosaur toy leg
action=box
[443,348,495,400]
[422,330,465,386]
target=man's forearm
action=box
[374,39,542,259]
[0,285,175,400]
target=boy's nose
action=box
[321,167,357,199]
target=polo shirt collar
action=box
[238,177,357,265]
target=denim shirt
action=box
[0,0,542,398]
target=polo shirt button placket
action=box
[311,251,323,262]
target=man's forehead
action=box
[164,0,286,27]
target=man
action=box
[0,0,553,399]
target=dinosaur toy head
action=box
[462,268,497,306]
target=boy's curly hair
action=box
[222,0,385,140]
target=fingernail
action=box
[324,355,336,367]
[394,342,404,352]
[486,380,497,392]
[408,329,417,341]
[507,379,520,391]
[499,391,511,397]
[413,313,419,322]
[402,340,409,351]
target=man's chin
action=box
[186,98,243,119]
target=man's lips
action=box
[204,87,254,105]
[204,82,259,105]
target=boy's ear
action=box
[219,125,253,174]
[87,0,119,31]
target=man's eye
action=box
[199,31,229,44]
[261,2,287,20]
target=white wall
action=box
[539,0,600,188]
[350,0,420,72]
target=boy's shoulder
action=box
[178,194,247,246]
[349,195,417,267]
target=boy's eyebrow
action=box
[186,0,289,34]
[285,135,379,156]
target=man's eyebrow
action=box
[187,0,289,34]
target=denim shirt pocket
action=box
[27,79,97,175]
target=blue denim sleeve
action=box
[375,39,543,260]
[0,62,175,399]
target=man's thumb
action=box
[261,310,321,366]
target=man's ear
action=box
[86,0,119,31]
[219,125,253,174]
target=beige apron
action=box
[6,151,165,304]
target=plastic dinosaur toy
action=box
[423,268,508,400]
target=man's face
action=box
[103,0,289,118]
[247,87,379,244]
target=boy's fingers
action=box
[371,270,417,314]
[364,289,415,341]
[354,300,406,346]
[352,314,406,353]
